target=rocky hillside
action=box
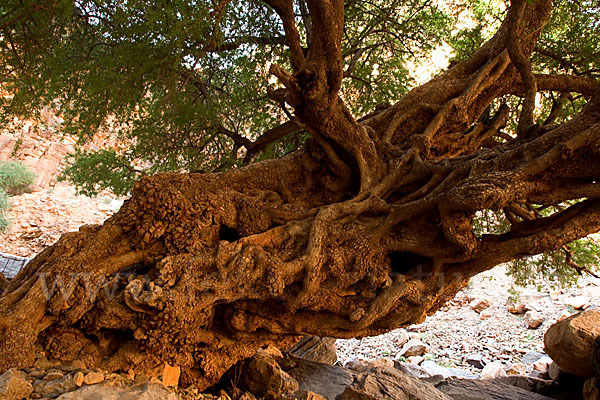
[0,116,122,257]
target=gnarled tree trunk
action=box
[1,0,600,389]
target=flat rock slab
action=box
[56,382,180,399]
[0,253,29,279]
[279,355,354,400]
[338,367,452,400]
[435,378,556,400]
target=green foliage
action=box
[449,0,505,62]
[59,149,141,197]
[0,0,452,196]
[507,237,600,289]
[341,0,450,116]
[0,161,36,195]
[474,201,600,289]
[0,190,9,232]
[0,161,35,232]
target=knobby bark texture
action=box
[2,0,600,389]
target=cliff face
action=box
[0,114,122,258]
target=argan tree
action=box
[1,0,600,389]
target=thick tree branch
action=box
[506,0,538,136]
[263,0,305,70]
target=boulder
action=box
[524,311,544,329]
[584,377,600,400]
[0,369,34,400]
[470,298,491,313]
[239,350,299,400]
[35,375,77,397]
[397,339,428,358]
[492,376,560,397]
[394,361,432,379]
[465,353,486,369]
[420,361,478,380]
[544,310,600,378]
[435,378,556,400]
[280,355,354,400]
[564,296,591,310]
[288,336,338,365]
[480,362,507,379]
[337,367,451,400]
[56,382,180,399]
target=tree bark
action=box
[1,0,600,389]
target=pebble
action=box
[465,353,486,369]
[564,295,590,309]
[524,311,545,329]
[480,362,507,379]
[83,371,104,385]
[397,339,428,358]
[73,372,84,387]
[470,298,491,313]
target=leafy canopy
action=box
[1,0,600,285]
[1,0,449,195]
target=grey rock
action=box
[394,361,432,379]
[0,369,34,400]
[337,367,451,400]
[240,350,299,400]
[36,375,77,398]
[465,353,486,369]
[280,355,354,400]
[56,382,180,399]
[288,336,337,365]
[0,252,29,279]
[420,361,478,379]
[435,378,556,400]
[521,351,546,364]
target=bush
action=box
[0,161,35,232]
[0,161,36,194]
[0,190,9,232]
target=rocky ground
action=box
[0,183,122,257]
[337,265,600,379]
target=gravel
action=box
[337,264,600,376]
